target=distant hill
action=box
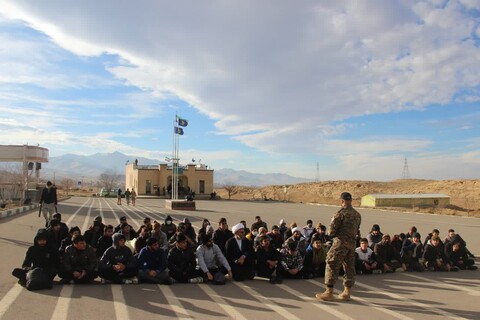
[40,152,312,186]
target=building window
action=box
[199,180,205,194]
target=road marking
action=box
[158,285,193,319]
[278,283,356,320]
[0,285,23,318]
[111,285,130,320]
[81,199,95,232]
[50,284,73,320]
[355,280,470,320]
[399,273,480,297]
[304,280,415,320]
[234,282,300,320]
[65,198,92,226]
[197,284,248,320]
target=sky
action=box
[0,0,480,181]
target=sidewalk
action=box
[0,203,39,219]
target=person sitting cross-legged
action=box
[99,233,139,284]
[197,233,233,284]
[445,235,477,271]
[304,233,327,278]
[59,234,98,284]
[423,235,453,272]
[374,234,406,273]
[168,233,204,283]
[225,223,255,281]
[355,237,380,275]
[137,237,173,284]
[278,241,305,279]
[255,235,282,284]
[401,232,425,272]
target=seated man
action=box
[424,229,444,253]
[367,224,383,249]
[168,233,203,283]
[423,235,453,271]
[134,225,151,255]
[255,235,282,284]
[253,227,269,250]
[355,237,380,274]
[12,229,57,287]
[225,223,255,281]
[278,241,304,279]
[59,234,98,284]
[137,237,173,284]
[284,227,307,256]
[84,220,104,251]
[96,225,114,259]
[99,233,139,284]
[151,221,169,252]
[197,233,232,284]
[374,234,406,273]
[445,235,477,270]
[267,225,284,250]
[59,226,81,255]
[401,232,425,272]
[304,233,327,278]
[444,229,475,258]
[303,219,315,243]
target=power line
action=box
[402,157,410,179]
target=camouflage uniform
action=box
[324,205,361,288]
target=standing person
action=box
[316,192,361,302]
[131,188,137,206]
[40,181,57,227]
[117,188,122,205]
[124,188,131,205]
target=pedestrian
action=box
[117,188,122,205]
[124,188,131,205]
[40,181,57,227]
[316,192,361,302]
[131,188,137,206]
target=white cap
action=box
[292,227,303,234]
[232,223,245,234]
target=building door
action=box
[199,180,205,194]
[146,180,151,194]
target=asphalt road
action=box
[0,197,479,320]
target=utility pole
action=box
[315,162,320,182]
[402,157,410,179]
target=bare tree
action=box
[0,163,23,203]
[98,170,121,196]
[223,182,238,200]
[60,178,75,195]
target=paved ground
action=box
[0,197,479,320]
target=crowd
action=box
[12,212,477,291]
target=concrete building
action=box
[361,193,450,208]
[125,162,214,197]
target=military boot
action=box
[316,287,334,301]
[338,287,351,301]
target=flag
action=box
[176,116,188,127]
[174,127,184,135]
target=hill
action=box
[214,179,480,217]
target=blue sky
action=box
[1,1,480,180]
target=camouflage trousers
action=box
[324,240,355,288]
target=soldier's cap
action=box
[340,192,352,200]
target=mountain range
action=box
[41,152,312,186]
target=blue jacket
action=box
[137,247,167,273]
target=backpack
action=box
[26,268,53,291]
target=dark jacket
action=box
[99,246,138,272]
[225,237,254,265]
[40,187,57,204]
[423,241,448,263]
[63,244,97,273]
[213,229,234,254]
[374,242,401,265]
[137,247,167,273]
[167,246,197,273]
[96,236,113,259]
[23,237,57,270]
[255,245,281,268]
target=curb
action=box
[0,203,39,219]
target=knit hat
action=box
[183,217,191,224]
[232,223,244,234]
[94,216,102,222]
[279,219,286,225]
[112,233,125,248]
[372,224,380,232]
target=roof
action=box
[365,193,450,199]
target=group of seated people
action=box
[12,212,476,290]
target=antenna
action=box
[315,161,320,182]
[402,157,410,179]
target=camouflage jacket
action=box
[328,205,361,249]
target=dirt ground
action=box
[214,179,480,217]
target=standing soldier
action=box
[117,188,123,205]
[316,192,361,302]
[131,188,137,206]
[40,181,57,227]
